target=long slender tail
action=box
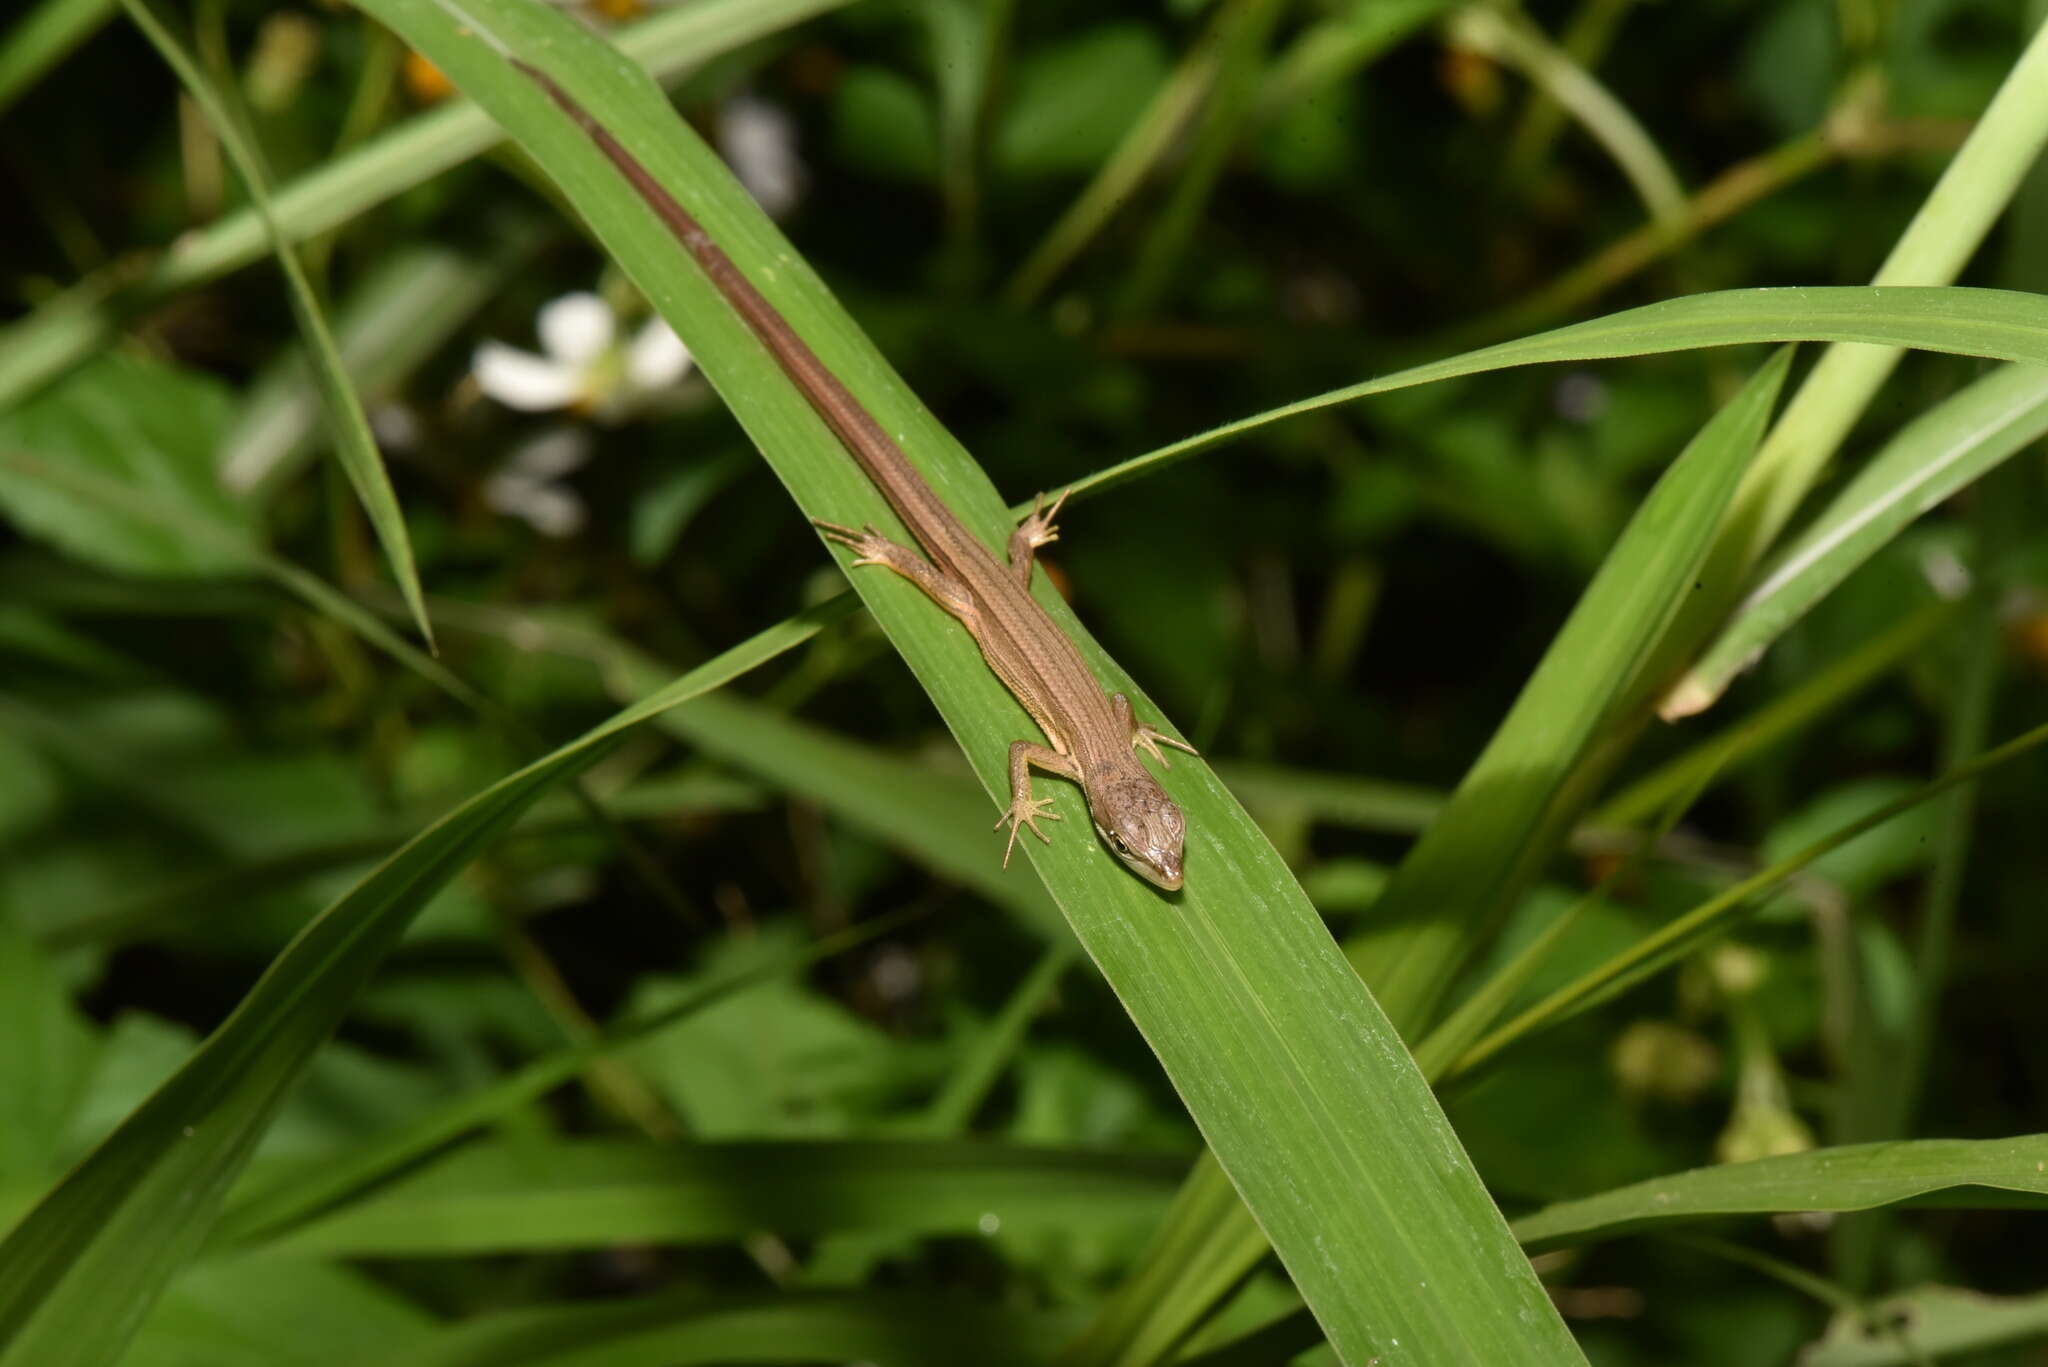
[515,60,952,549]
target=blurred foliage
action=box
[3,0,2048,1363]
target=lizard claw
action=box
[1015,489,1069,552]
[1132,724,1199,770]
[812,519,891,566]
[995,795,1063,866]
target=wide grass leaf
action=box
[1513,1134,2048,1253]
[347,1,1585,1361]
[1354,349,1791,1034]
[0,604,838,1367]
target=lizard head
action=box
[1091,772,1186,892]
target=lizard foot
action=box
[812,519,894,567]
[994,795,1063,867]
[1014,488,1069,553]
[1132,724,1200,770]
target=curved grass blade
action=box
[1513,1134,2048,1253]
[349,2,1586,1361]
[1670,362,2048,715]
[118,0,436,645]
[0,601,840,1367]
[1066,285,2048,507]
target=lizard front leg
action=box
[1111,692,1199,769]
[1005,489,1069,590]
[995,740,1081,866]
[814,520,975,623]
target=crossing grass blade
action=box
[0,601,839,1367]
[343,2,1587,1361]
[1669,362,2048,715]
[1513,1134,2048,1253]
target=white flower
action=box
[719,94,805,219]
[473,292,692,417]
[485,428,591,537]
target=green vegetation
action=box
[3,1,2047,1363]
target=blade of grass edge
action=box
[0,599,841,1367]
[117,0,436,647]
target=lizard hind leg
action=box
[813,518,975,622]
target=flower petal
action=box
[626,319,693,391]
[720,95,805,219]
[474,342,583,412]
[537,291,615,366]
[511,427,593,479]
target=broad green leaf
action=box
[0,0,852,413]
[1670,362,2048,715]
[373,1291,1079,1367]
[0,355,252,575]
[346,3,1584,1362]
[0,600,839,1367]
[1513,1134,2048,1253]
[1353,348,1792,1031]
[265,1138,1180,1256]
[117,0,436,645]
[1803,1284,2048,1367]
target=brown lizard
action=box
[521,63,1195,889]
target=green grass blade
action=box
[1353,347,1792,1031]
[1593,600,1956,829]
[349,3,1585,1360]
[1512,1135,2048,1253]
[1452,715,2048,1078]
[375,1291,1079,1367]
[1069,286,2048,507]
[0,0,115,116]
[1670,362,2048,715]
[0,601,839,1367]
[0,0,849,413]
[116,0,435,647]
[262,1138,1180,1256]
